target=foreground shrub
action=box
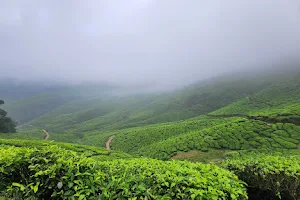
[222,155,300,200]
[0,146,247,199]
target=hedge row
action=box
[136,119,300,160]
[110,117,231,154]
[221,155,300,200]
[0,145,247,199]
[0,139,132,161]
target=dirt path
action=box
[106,136,114,150]
[42,129,50,140]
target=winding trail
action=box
[42,129,50,140]
[106,136,114,150]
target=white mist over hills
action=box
[0,0,300,87]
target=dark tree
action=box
[0,100,17,133]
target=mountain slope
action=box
[210,71,300,123]
[1,68,300,164]
[13,70,285,136]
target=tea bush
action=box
[222,155,300,200]
[0,139,132,160]
[110,117,231,154]
[136,119,300,160]
[0,146,247,199]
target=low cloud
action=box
[1,0,300,87]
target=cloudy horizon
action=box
[1,0,300,87]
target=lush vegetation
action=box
[1,68,300,199]
[211,72,300,119]
[222,154,300,199]
[0,100,16,133]
[111,118,300,160]
[0,144,247,199]
[3,70,283,138]
[110,116,232,154]
[0,139,132,161]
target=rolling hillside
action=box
[105,69,300,161]
[2,68,297,145]
[211,71,300,118]
[1,68,300,199]
[3,69,288,135]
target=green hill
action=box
[211,73,300,117]
[4,70,284,137]
[1,82,117,125]
[1,68,300,199]
[1,69,299,149]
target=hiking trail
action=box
[42,129,50,140]
[106,136,114,150]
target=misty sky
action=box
[1,0,300,86]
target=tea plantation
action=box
[0,141,247,199]
[1,69,300,199]
[222,154,300,199]
[110,118,300,160]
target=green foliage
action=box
[0,139,132,161]
[0,100,16,133]
[211,73,300,121]
[110,116,231,154]
[5,70,281,137]
[134,119,300,160]
[1,70,300,199]
[1,70,298,151]
[0,146,247,199]
[222,155,300,200]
